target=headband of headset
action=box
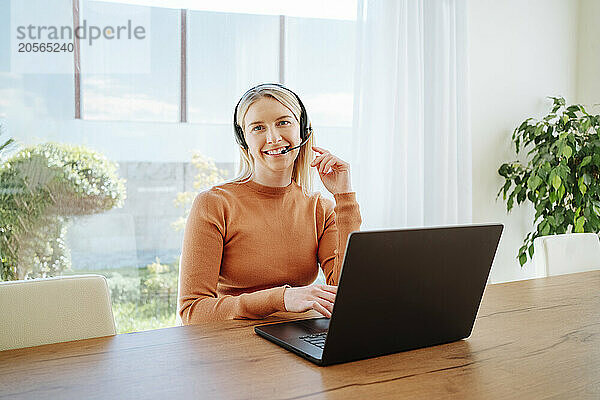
[233,83,312,150]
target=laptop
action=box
[255,223,504,366]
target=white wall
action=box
[576,0,600,109]
[468,0,580,283]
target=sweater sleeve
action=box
[178,190,288,324]
[317,192,362,286]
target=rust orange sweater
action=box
[178,179,362,324]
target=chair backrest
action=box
[0,274,116,351]
[176,257,183,326]
[533,233,600,277]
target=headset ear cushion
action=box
[233,121,248,149]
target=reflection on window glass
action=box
[284,17,355,196]
[285,17,355,128]
[81,2,179,122]
[187,11,279,124]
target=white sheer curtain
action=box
[351,0,471,229]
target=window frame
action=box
[72,4,288,123]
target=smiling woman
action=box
[177,83,362,323]
[233,84,313,189]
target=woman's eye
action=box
[278,121,291,126]
[252,125,263,132]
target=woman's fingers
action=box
[310,146,350,175]
[321,158,338,174]
[312,300,332,318]
[317,154,335,174]
[310,152,327,167]
[312,146,329,155]
[312,146,335,172]
[291,284,337,317]
[315,296,334,314]
[317,154,332,174]
[318,284,338,294]
[317,288,336,303]
[312,153,336,174]
[319,155,334,174]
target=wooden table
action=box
[1,271,599,399]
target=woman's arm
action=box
[178,191,288,324]
[310,146,362,285]
[317,192,362,285]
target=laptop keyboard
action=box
[299,332,327,349]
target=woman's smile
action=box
[262,145,290,155]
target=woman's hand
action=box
[311,146,352,195]
[283,283,338,318]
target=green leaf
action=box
[498,164,512,178]
[528,244,535,258]
[581,118,591,133]
[502,180,511,198]
[527,175,543,190]
[557,163,570,180]
[541,221,551,236]
[539,185,547,197]
[514,184,522,195]
[517,119,530,132]
[578,176,587,195]
[558,184,565,200]
[583,173,591,185]
[551,174,562,190]
[559,131,569,141]
[517,188,527,203]
[561,145,572,159]
[519,253,528,266]
[534,125,543,136]
[507,192,515,211]
[580,155,592,169]
[555,210,565,226]
[574,216,585,233]
[583,207,591,219]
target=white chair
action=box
[0,274,116,351]
[533,233,600,277]
[176,257,183,326]
[175,283,183,326]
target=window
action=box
[1,0,356,333]
[187,11,280,124]
[81,1,180,122]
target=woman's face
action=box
[243,96,302,178]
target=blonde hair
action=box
[232,85,314,194]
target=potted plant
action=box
[498,96,600,266]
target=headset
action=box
[233,83,313,154]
